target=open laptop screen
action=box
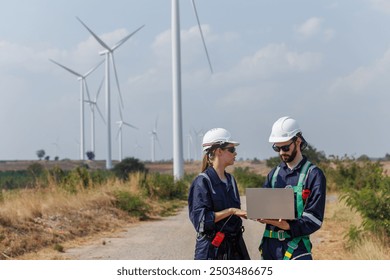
[245,188,295,220]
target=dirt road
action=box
[64,198,265,260]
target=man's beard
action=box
[280,144,297,163]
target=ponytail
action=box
[201,154,209,172]
[201,146,218,172]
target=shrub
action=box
[143,173,187,200]
[113,190,149,219]
[59,167,91,193]
[233,167,265,191]
[338,160,390,239]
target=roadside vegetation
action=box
[0,150,389,259]
[0,158,192,260]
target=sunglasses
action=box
[222,146,236,153]
[272,140,295,152]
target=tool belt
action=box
[198,226,244,241]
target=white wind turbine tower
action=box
[116,105,138,162]
[84,77,106,154]
[187,131,193,161]
[50,59,103,160]
[150,118,160,163]
[77,17,145,169]
[172,0,213,179]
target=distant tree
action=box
[54,156,59,161]
[36,149,45,160]
[86,151,95,161]
[44,156,50,161]
[27,162,44,178]
[385,153,390,161]
[113,157,148,181]
[357,154,370,161]
[303,143,327,164]
[266,156,281,168]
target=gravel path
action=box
[64,197,265,260]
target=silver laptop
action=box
[245,188,295,220]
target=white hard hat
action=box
[269,116,302,143]
[202,128,239,152]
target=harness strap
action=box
[295,161,312,218]
[271,166,280,189]
[283,237,312,260]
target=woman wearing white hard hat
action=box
[259,116,326,260]
[188,128,250,260]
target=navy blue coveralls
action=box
[261,156,326,260]
[188,166,250,260]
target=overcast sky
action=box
[1,0,390,163]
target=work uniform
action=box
[261,156,326,260]
[188,166,250,260]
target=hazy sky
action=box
[1,0,390,163]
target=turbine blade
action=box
[95,104,106,125]
[156,134,163,150]
[84,80,92,102]
[115,126,121,140]
[84,59,104,78]
[118,102,124,120]
[95,77,104,101]
[191,0,214,74]
[112,24,145,51]
[154,116,159,131]
[111,54,124,108]
[50,59,82,77]
[76,17,112,51]
[123,121,138,130]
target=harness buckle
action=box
[277,230,286,241]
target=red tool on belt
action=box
[211,214,233,247]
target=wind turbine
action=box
[50,59,103,160]
[150,117,161,163]
[116,105,138,162]
[76,16,145,169]
[171,0,213,179]
[84,77,106,154]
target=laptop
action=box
[245,188,295,220]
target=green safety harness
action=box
[261,160,314,260]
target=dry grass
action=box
[0,173,182,260]
[312,193,390,260]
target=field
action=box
[0,159,389,260]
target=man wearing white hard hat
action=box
[188,128,250,260]
[258,116,326,260]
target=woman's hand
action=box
[231,208,247,219]
[215,208,247,222]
